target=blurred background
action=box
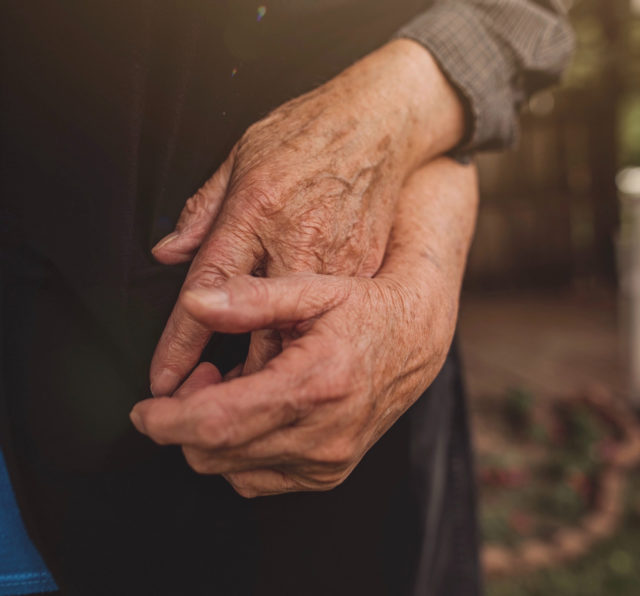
[458,0,640,593]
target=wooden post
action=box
[589,0,625,283]
[617,167,640,407]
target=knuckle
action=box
[187,260,234,290]
[326,461,356,489]
[235,486,259,499]
[277,390,312,424]
[308,469,350,492]
[275,221,332,270]
[311,362,352,403]
[185,190,208,215]
[194,404,237,449]
[326,470,351,490]
[310,437,358,469]
[237,178,281,218]
[184,223,260,290]
[194,419,226,449]
[177,190,211,229]
[227,476,259,499]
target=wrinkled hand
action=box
[131,159,477,497]
[149,39,464,395]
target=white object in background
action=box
[632,0,640,16]
[617,167,640,407]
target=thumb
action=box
[152,147,236,265]
[182,274,350,334]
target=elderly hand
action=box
[131,159,477,497]
[149,39,464,395]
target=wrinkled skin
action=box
[149,39,464,393]
[131,159,478,497]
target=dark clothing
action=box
[1,1,571,594]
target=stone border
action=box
[482,390,640,578]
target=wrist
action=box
[378,158,478,291]
[377,39,466,171]
[329,39,465,181]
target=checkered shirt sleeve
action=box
[394,0,575,153]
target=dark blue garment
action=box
[0,451,57,596]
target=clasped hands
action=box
[130,40,477,497]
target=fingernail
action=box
[152,232,180,252]
[150,369,181,397]
[129,409,147,434]
[187,288,230,308]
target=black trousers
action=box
[1,2,481,594]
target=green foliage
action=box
[553,402,606,455]
[504,387,535,434]
[535,483,585,523]
[482,509,518,547]
[480,393,607,548]
[487,479,640,596]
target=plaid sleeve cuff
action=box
[394,2,518,154]
[393,0,574,154]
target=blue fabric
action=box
[0,451,57,595]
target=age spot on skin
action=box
[376,135,391,153]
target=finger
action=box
[132,369,292,447]
[224,469,300,498]
[181,421,299,475]
[152,148,237,265]
[182,440,286,475]
[181,274,350,334]
[223,363,243,381]
[243,329,282,376]
[149,223,262,397]
[131,363,222,436]
[173,362,222,399]
[136,339,325,448]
